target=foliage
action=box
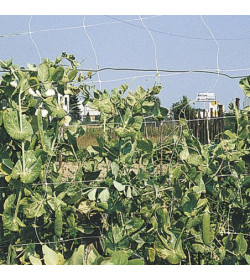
[69,94,82,122]
[0,54,249,265]
[239,76,250,97]
[83,112,91,124]
[171,95,195,120]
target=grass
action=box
[77,123,176,148]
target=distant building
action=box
[194,101,224,118]
[58,93,70,113]
[78,104,100,122]
[209,101,224,117]
[31,91,70,124]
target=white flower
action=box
[28,88,41,98]
[35,90,41,97]
[10,80,18,88]
[35,109,48,118]
[41,109,48,118]
[28,88,35,95]
[45,89,55,97]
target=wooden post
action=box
[203,109,206,144]
[218,105,223,140]
[197,110,201,141]
[235,98,240,132]
[210,108,214,141]
[235,98,240,110]
[188,110,191,130]
[192,111,196,137]
[206,110,210,144]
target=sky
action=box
[0,13,249,111]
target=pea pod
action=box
[202,209,211,246]
[29,135,37,150]
[156,207,170,232]
[162,208,171,231]
[54,209,63,237]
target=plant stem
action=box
[14,187,22,221]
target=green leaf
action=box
[87,247,102,265]
[192,243,205,253]
[187,154,203,166]
[78,201,93,214]
[166,252,182,264]
[180,147,189,161]
[3,208,25,231]
[2,207,19,232]
[239,76,250,97]
[130,116,143,131]
[44,97,67,119]
[4,110,33,140]
[51,66,64,81]
[186,216,202,230]
[175,239,186,260]
[0,110,3,126]
[196,198,208,209]
[235,234,248,256]
[3,194,16,210]
[38,63,49,82]
[137,139,153,153]
[245,254,250,265]
[20,194,46,218]
[1,158,14,174]
[11,150,42,184]
[66,245,86,265]
[121,142,132,155]
[42,245,59,265]
[111,162,119,179]
[182,193,197,216]
[28,77,40,90]
[88,188,97,201]
[222,234,234,250]
[113,180,125,192]
[2,194,25,231]
[148,248,156,262]
[160,106,169,117]
[68,69,78,81]
[126,186,132,198]
[110,251,128,265]
[98,188,110,202]
[224,130,237,140]
[193,175,206,194]
[127,259,144,265]
[112,224,125,244]
[29,255,42,265]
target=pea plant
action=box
[0,54,249,265]
[0,54,90,264]
[74,81,249,265]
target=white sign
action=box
[196,92,216,102]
